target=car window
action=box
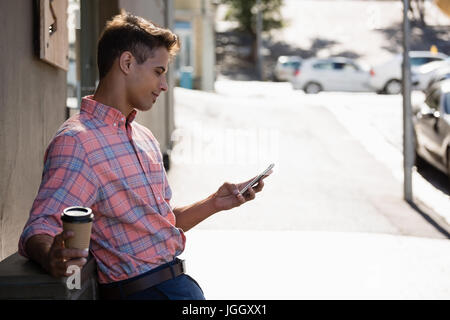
[444,93,450,114]
[313,62,333,70]
[332,63,346,70]
[410,57,428,66]
[425,89,440,111]
[411,57,444,66]
[282,61,302,69]
[427,57,444,63]
[343,63,358,71]
[291,61,301,70]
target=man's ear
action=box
[119,51,134,75]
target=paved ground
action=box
[171,1,450,299]
[169,81,450,299]
[179,229,450,299]
[169,82,448,235]
[319,91,450,227]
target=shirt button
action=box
[113,123,117,126]
[157,196,161,200]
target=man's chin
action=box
[136,103,154,112]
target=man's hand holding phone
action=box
[212,164,274,212]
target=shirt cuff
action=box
[18,224,61,259]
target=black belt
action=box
[99,259,186,300]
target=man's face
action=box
[126,46,169,112]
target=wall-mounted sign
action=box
[40,0,69,71]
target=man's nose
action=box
[161,75,168,92]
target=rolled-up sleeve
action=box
[18,134,98,258]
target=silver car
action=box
[413,79,450,178]
[274,56,302,82]
[291,57,373,94]
[413,57,450,91]
[370,51,448,95]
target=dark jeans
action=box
[99,258,206,300]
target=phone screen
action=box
[239,163,274,195]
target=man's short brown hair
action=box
[97,11,180,79]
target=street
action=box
[169,80,449,235]
[169,80,450,299]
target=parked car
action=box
[370,51,448,95]
[274,56,302,82]
[426,65,450,91]
[413,58,450,91]
[291,57,373,94]
[413,79,450,178]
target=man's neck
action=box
[93,79,134,117]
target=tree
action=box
[221,0,284,62]
[409,0,426,26]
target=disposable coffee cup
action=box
[61,206,94,250]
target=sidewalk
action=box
[169,82,447,236]
[169,81,450,299]
[178,229,450,299]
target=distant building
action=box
[175,0,217,91]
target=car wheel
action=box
[304,82,322,94]
[414,149,426,170]
[384,79,402,95]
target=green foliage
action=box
[221,0,284,35]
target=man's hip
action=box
[99,258,205,300]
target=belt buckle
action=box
[180,259,186,273]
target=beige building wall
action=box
[0,0,176,262]
[80,0,175,155]
[176,0,202,10]
[0,1,68,260]
[175,0,216,91]
[118,0,176,153]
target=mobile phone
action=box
[239,163,275,195]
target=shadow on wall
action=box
[215,14,450,81]
[215,30,362,81]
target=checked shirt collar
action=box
[81,95,137,130]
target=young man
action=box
[18,12,268,300]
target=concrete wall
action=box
[0,0,67,260]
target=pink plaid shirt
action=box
[19,96,186,284]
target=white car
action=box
[274,56,302,82]
[291,57,373,94]
[370,51,448,95]
[413,58,450,91]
